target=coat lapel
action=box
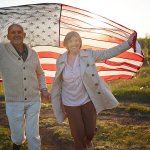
[55,50,89,80]
[80,50,88,76]
[55,52,67,79]
[6,43,20,57]
[26,44,33,60]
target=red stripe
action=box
[101,75,133,80]
[45,74,133,84]
[60,42,105,50]
[100,60,141,69]
[60,27,125,43]
[96,67,136,73]
[62,5,91,17]
[41,64,56,71]
[45,77,54,84]
[38,52,60,59]
[39,48,143,63]
[116,51,144,62]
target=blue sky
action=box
[1,0,150,38]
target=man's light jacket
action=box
[0,43,47,102]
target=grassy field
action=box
[39,102,150,150]
[0,64,150,149]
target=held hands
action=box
[41,89,51,102]
[127,32,137,47]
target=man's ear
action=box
[7,34,10,40]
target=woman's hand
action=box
[41,89,51,102]
[127,32,137,47]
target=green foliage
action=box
[108,66,150,103]
[0,127,27,150]
[113,87,150,103]
[0,127,11,150]
[138,35,150,57]
[0,82,4,96]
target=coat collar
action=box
[55,49,89,79]
[80,49,89,57]
[80,50,89,76]
[57,51,68,64]
[57,49,89,64]
[6,43,32,61]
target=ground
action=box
[0,101,60,150]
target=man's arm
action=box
[35,52,50,100]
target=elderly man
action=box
[0,24,49,150]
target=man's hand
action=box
[41,88,51,102]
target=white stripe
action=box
[96,63,137,72]
[60,35,117,48]
[33,46,67,53]
[108,57,142,66]
[38,54,142,67]
[40,59,138,72]
[62,9,112,29]
[33,44,141,57]
[44,70,134,78]
[44,70,56,77]
[98,71,135,76]
[40,58,138,72]
[40,58,56,64]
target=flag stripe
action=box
[37,50,143,62]
[60,27,124,44]
[44,70,135,78]
[102,75,133,80]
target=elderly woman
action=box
[51,31,135,150]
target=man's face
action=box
[7,25,26,46]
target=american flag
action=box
[0,3,144,84]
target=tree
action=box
[138,34,150,57]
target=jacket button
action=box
[25,97,27,100]
[24,77,26,80]
[23,67,25,69]
[98,92,101,94]
[92,74,94,76]
[95,83,99,86]
[87,64,89,67]
[18,58,21,60]
[24,88,27,91]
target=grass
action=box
[0,127,27,150]
[0,127,12,150]
[94,120,150,150]
[108,66,150,104]
[39,103,150,150]
[0,101,150,150]
[0,62,150,149]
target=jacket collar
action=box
[55,49,89,79]
[57,51,67,64]
[6,43,32,60]
[57,49,88,64]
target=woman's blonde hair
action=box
[63,31,82,49]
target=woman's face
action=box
[67,36,81,54]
